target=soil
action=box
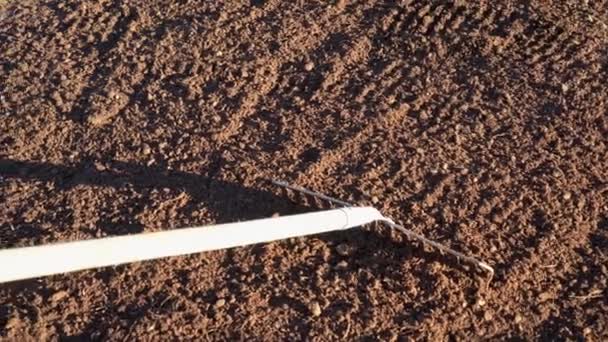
[1,0,607,340]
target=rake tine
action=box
[271,180,353,208]
[383,221,495,277]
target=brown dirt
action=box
[1,0,607,340]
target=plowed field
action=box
[1,0,607,340]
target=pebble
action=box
[309,301,322,317]
[514,314,522,323]
[476,298,486,307]
[214,298,226,308]
[336,244,351,256]
[304,62,315,71]
[371,196,379,204]
[142,144,152,155]
[563,192,571,200]
[50,290,69,302]
[336,260,349,269]
[539,292,552,302]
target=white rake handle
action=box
[0,207,385,283]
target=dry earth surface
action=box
[1,0,607,340]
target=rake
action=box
[0,181,493,283]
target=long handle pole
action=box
[0,207,384,283]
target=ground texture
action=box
[1,0,607,340]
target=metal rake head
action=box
[272,180,494,277]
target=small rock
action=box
[539,292,552,302]
[304,62,315,71]
[371,196,379,204]
[561,84,569,92]
[309,301,322,317]
[50,290,69,302]
[563,192,571,200]
[142,144,152,155]
[336,260,349,269]
[214,298,226,308]
[336,244,352,256]
[484,310,493,321]
[476,298,486,307]
[514,314,522,323]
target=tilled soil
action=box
[1,0,607,340]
